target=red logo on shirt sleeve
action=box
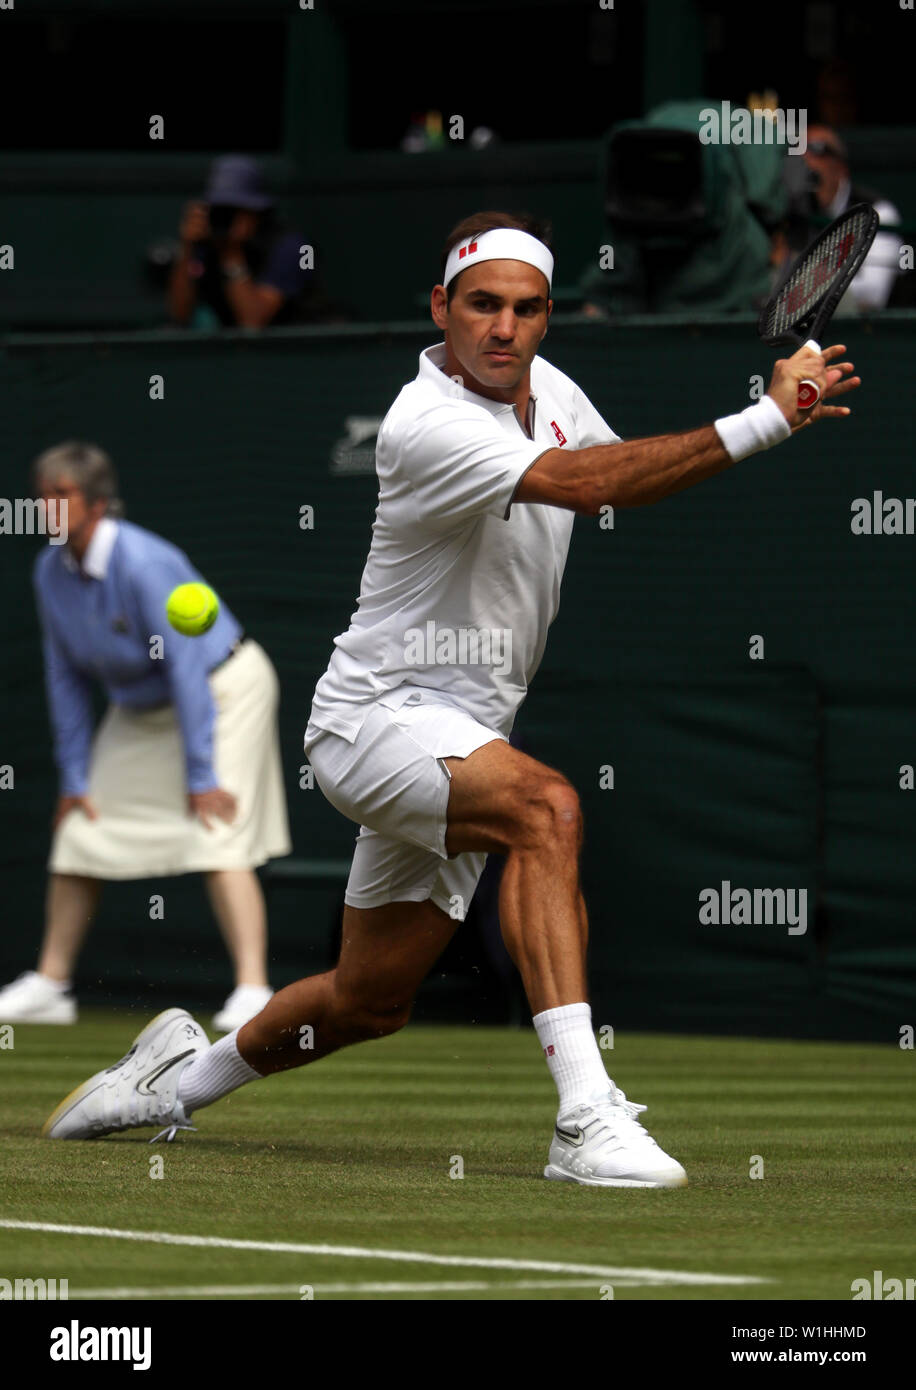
[544,1044,556,1057]
[550,420,567,446]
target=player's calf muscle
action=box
[237,968,411,1072]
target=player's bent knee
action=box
[515,775,583,851]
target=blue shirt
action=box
[33,519,242,796]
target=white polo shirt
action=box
[305,341,619,746]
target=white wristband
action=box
[714,395,792,462]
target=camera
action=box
[605,128,710,238]
[207,204,235,235]
[782,157,821,220]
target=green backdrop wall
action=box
[1,314,914,1040]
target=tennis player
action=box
[44,213,859,1184]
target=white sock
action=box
[533,1002,612,1117]
[178,1029,262,1115]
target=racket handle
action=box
[798,338,823,410]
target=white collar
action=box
[62,516,119,578]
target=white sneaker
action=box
[42,1007,209,1141]
[544,1085,688,1188]
[0,971,77,1024]
[212,984,273,1032]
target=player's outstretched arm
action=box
[516,344,859,515]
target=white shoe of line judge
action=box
[0,971,271,1033]
[0,971,77,1024]
[211,983,274,1033]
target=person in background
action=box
[0,443,291,1031]
[777,126,903,312]
[168,155,328,329]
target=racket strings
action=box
[767,207,872,338]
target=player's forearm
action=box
[571,425,735,511]
[518,396,792,514]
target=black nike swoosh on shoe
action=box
[555,1123,586,1147]
[136,1050,198,1096]
[105,1046,138,1074]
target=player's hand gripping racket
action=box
[758,202,879,410]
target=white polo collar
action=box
[62,516,120,578]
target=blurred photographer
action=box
[168,155,326,329]
[775,126,903,312]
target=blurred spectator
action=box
[168,155,344,329]
[400,110,497,152]
[805,127,902,310]
[0,442,291,1032]
[401,110,446,152]
[773,126,903,311]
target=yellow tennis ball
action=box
[166,582,219,636]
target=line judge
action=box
[0,442,291,1032]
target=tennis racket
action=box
[758,202,879,409]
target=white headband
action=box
[443,228,554,291]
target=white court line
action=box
[71,1280,620,1299]
[0,1220,767,1285]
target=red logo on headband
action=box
[551,420,567,446]
[458,240,478,259]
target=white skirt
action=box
[49,639,292,879]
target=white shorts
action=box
[305,689,506,919]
